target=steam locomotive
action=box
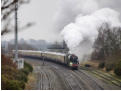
[17,50,79,69]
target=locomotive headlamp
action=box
[70,62,73,66]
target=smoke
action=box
[61,8,121,60]
[54,0,121,61]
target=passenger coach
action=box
[16,50,79,70]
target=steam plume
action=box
[61,8,121,60]
[54,0,121,61]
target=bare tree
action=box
[1,0,34,35]
[92,23,121,61]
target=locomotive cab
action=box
[67,54,79,70]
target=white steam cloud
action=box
[54,0,121,61]
[61,8,121,60]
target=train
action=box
[16,50,79,70]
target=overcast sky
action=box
[2,0,60,42]
[2,0,121,42]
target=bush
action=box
[1,65,18,80]
[114,61,121,76]
[1,55,33,90]
[21,69,29,76]
[16,62,33,83]
[16,71,28,82]
[1,67,26,90]
[19,81,25,89]
[20,62,33,76]
[24,62,33,72]
[1,76,24,90]
[98,62,105,68]
[84,64,91,67]
[6,80,22,90]
[1,75,8,90]
[105,64,114,72]
[114,68,121,76]
[1,55,17,68]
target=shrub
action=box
[2,76,23,90]
[20,68,29,76]
[1,65,18,80]
[16,71,28,82]
[114,68,121,76]
[8,80,25,90]
[84,64,91,67]
[1,66,26,90]
[1,54,17,68]
[98,62,105,68]
[1,75,8,90]
[105,64,114,72]
[24,62,33,72]
[19,62,33,77]
[6,80,22,90]
[1,55,33,90]
[114,61,121,76]
[19,81,25,89]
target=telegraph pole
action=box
[15,0,18,61]
[14,0,24,69]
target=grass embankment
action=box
[81,60,121,76]
[1,55,33,90]
[25,73,36,90]
[80,60,121,87]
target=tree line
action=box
[91,23,121,76]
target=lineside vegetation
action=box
[91,23,121,76]
[1,54,33,90]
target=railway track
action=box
[25,58,121,90]
[51,62,102,90]
[80,66,121,88]
[93,70,121,87]
[70,70,91,89]
[77,70,104,89]
[52,67,83,90]
[51,67,72,90]
[35,66,52,90]
[35,64,69,90]
[41,62,86,90]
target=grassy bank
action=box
[80,60,121,76]
[25,73,36,90]
[1,55,33,90]
[80,61,121,87]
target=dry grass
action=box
[80,60,99,68]
[25,73,36,90]
[80,60,121,79]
